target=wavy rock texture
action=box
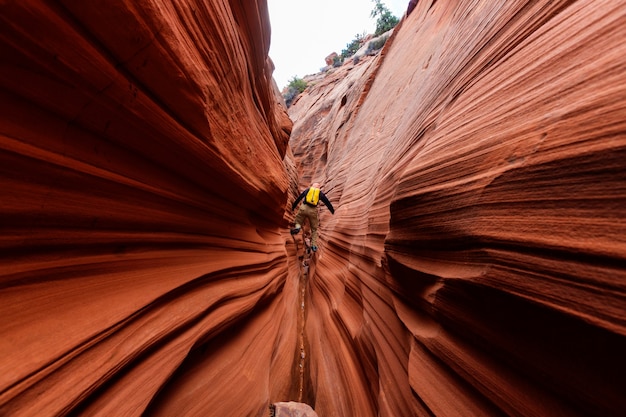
[0,1,297,416]
[289,0,626,416]
[2,0,626,416]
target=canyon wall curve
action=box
[1,1,296,416]
[1,0,625,416]
[289,0,626,416]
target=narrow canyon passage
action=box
[292,230,313,404]
[282,0,626,415]
[1,1,625,417]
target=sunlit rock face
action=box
[0,1,296,416]
[289,0,626,416]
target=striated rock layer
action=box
[2,0,626,416]
[289,0,626,416]
[0,1,297,416]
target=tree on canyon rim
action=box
[371,0,399,36]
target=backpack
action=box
[305,187,320,205]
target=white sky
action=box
[268,0,409,89]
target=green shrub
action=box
[341,33,365,59]
[283,76,307,107]
[288,76,307,93]
[370,0,399,37]
[366,34,388,55]
[330,2,397,70]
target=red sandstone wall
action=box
[289,0,626,416]
[2,0,626,416]
[0,1,295,416]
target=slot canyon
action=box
[1,1,625,416]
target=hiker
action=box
[291,182,335,252]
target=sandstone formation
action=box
[0,1,296,416]
[273,401,318,417]
[324,52,338,67]
[289,0,626,416]
[1,0,625,416]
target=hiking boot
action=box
[311,245,318,252]
[290,226,301,235]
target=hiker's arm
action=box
[292,189,308,210]
[320,192,335,214]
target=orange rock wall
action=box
[289,0,626,416]
[2,0,626,416]
[0,1,296,416]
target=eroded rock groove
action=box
[1,1,625,416]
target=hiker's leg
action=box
[292,206,305,234]
[309,208,319,247]
[294,206,305,229]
